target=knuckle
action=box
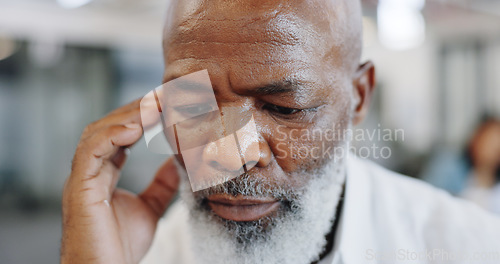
[104,125,120,137]
[81,121,99,138]
[87,120,100,131]
[75,137,91,153]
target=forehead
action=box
[163,0,346,89]
[165,0,338,47]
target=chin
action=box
[177,157,347,264]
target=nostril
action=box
[244,161,258,171]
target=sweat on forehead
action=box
[162,0,362,74]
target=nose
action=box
[202,115,271,174]
[203,134,246,173]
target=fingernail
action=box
[125,123,141,129]
[142,97,157,107]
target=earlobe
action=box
[352,61,376,125]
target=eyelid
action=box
[264,104,296,113]
[264,103,320,116]
[272,102,319,111]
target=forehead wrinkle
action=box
[163,0,362,92]
[270,0,362,74]
[162,55,313,89]
[165,18,326,70]
[171,0,287,30]
[165,56,312,85]
[165,1,335,54]
[164,0,361,59]
[167,44,311,66]
[170,17,303,48]
[164,2,357,72]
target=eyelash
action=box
[173,103,319,121]
[263,104,302,116]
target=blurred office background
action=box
[0,0,499,263]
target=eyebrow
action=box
[165,75,308,96]
[248,79,307,96]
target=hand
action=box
[61,99,179,264]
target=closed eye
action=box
[263,104,302,115]
[173,103,214,118]
[263,103,322,124]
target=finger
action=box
[139,157,180,218]
[108,89,164,127]
[107,98,141,116]
[90,109,143,134]
[82,101,142,139]
[82,97,160,140]
[107,87,163,117]
[72,123,143,180]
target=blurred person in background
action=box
[422,116,500,215]
[460,117,500,214]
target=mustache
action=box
[193,173,299,201]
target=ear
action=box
[352,61,376,126]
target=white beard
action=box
[176,155,346,264]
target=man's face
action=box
[161,0,364,263]
[163,0,355,195]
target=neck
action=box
[474,167,496,188]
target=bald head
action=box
[162,0,363,76]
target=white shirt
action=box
[461,176,500,215]
[142,156,500,264]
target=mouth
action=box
[206,194,281,222]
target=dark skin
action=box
[61,0,375,263]
[164,0,373,188]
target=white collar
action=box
[330,155,376,264]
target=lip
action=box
[207,194,281,221]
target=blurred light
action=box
[380,0,425,10]
[377,0,426,51]
[28,36,64,68]
[57,0,93,9]
[0,37,17,61]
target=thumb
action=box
[139,157,180,219]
